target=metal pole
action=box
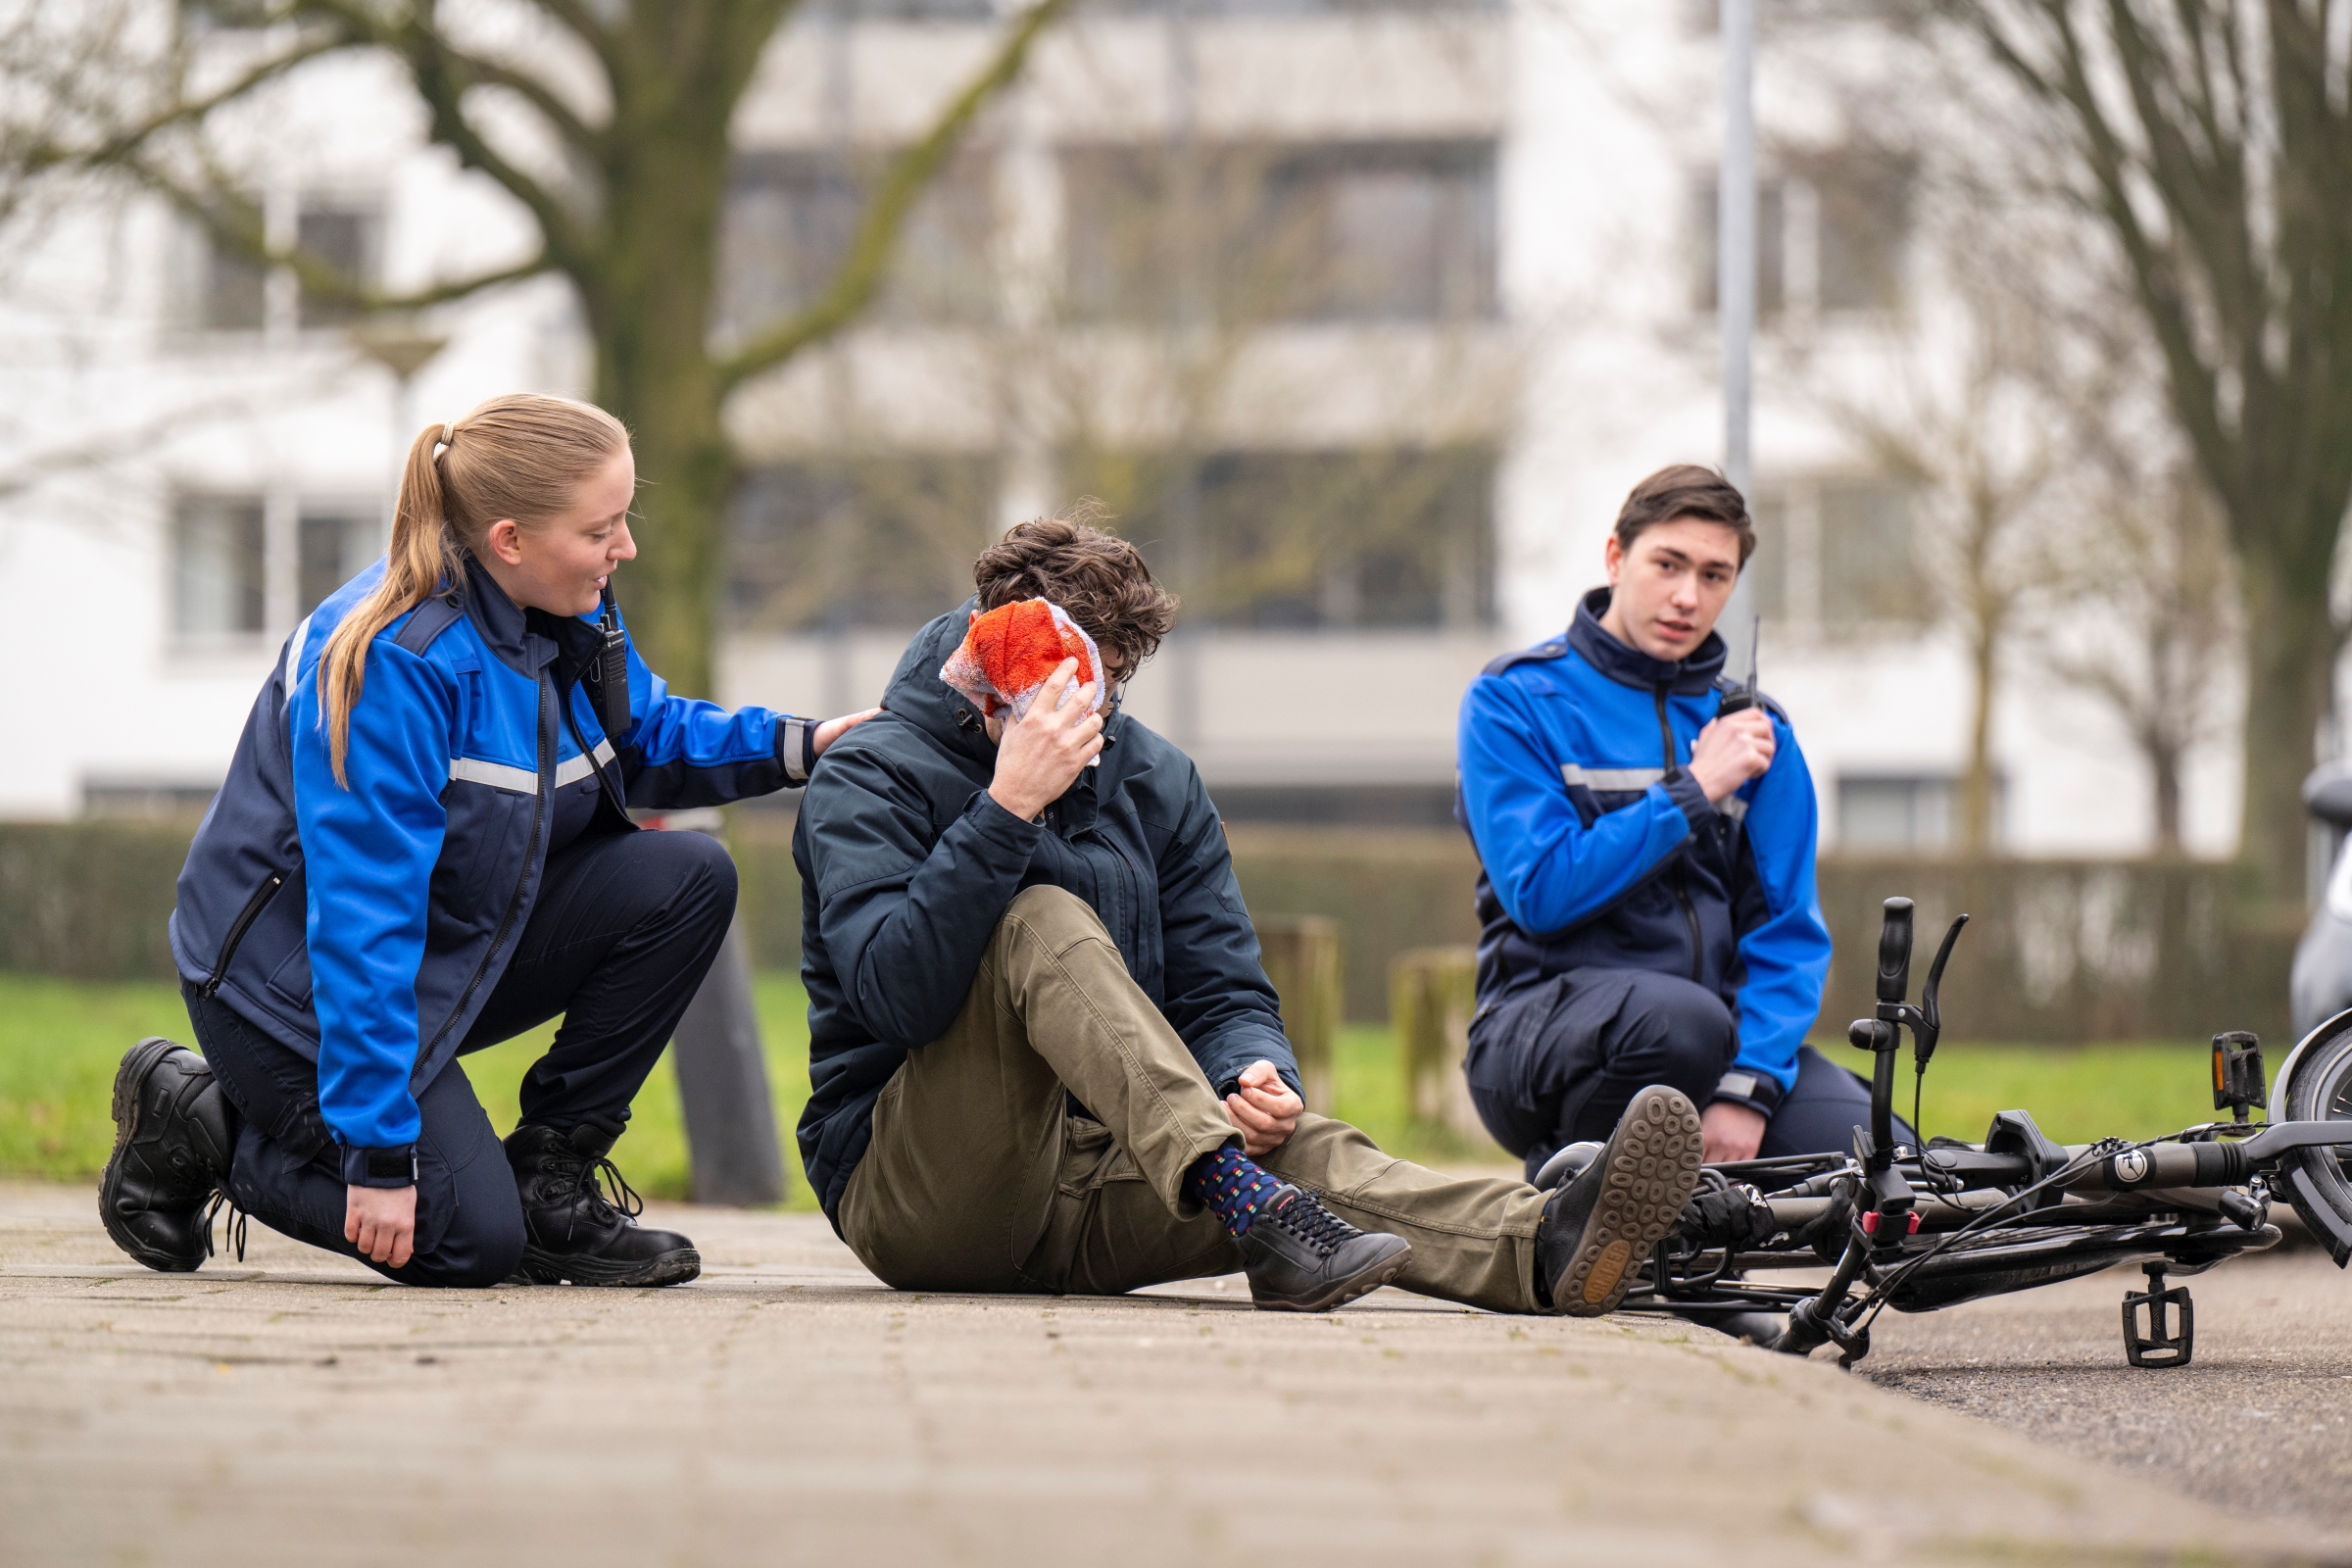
[1718,0,1758,681]
[662,810,789,1206]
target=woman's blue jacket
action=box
[169,560,812,1185]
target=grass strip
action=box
[0,973,2228,1201]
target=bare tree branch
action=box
[715,0,1076,392]
[531,0,626,80]
[17,26,350,182]
[286,0,594,270]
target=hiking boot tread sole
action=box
[1553,1088,1703,1317]
[520,1244,701,1288]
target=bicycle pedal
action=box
[2122,1263,2193,1368]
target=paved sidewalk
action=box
[2,1181,2338,1567]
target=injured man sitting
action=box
[791,509,1705,1315]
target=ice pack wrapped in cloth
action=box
[938,598,1105,723]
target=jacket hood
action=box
[881,601,997,765]
[1567,587,1727,697]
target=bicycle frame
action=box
[1600,896,2352,1369]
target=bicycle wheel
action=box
[2277,1009,2352,1264]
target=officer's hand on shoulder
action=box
[813,708,882,757]
[1690,709,1776,805]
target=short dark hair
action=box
[1614,465,1755,566]
[972,501,1180,676]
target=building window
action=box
[1746,475,1921,633]
[1838,773,2002,852]
[176,197,381,335]
[1061,140,1496,327]
[1690,175,1787,317]
[298,507,380,617]
[294,204,381,329]
[197,232,270,332]
[728,456,1001,631]
[1060,446,1494,630]
[1693,151,1911,318]
[717,151,995,342]
[1817,480,1920,626]
[172,496,267,640]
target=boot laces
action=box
[202,1187,249,1263]
[1266,1190,1360,1257]
[547,1150,643,1241]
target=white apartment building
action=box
[0,2,2243,855]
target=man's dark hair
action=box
[973,501,1180,675]
[1614,465,1756,566]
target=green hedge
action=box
[2,816,2298,1045]
[0,820,195,980]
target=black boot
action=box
[504,1119,700,1287]
[1236,1185,1413,1312]
[1537,1084,1702,1316]
[101,1038,234,1273]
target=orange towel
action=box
[938,599,1104,723]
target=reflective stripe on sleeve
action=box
[554,738,616,789]
[784,716,810,783]
[280,612,315,712]
[449,758,538,795]
[1560,764,1667,792]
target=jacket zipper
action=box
[420,671,552,1060]
[562,682,630,821]
[1657,686,1703,984]
[199,872,284,998]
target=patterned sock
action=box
[1183,1142,1289,1238]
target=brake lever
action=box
[1914,914,1970,1072]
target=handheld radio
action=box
[586,585,631,738]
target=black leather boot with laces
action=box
[1235,1184,1413,1311]
[505,1119,700,1287]
[101,1038,235,1273]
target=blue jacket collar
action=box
[457,556,597,678]
[1567,587,1727,696]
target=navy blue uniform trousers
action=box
[1465,966,1915,1183]
[185,827,737,1287]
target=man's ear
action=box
[484,518,526,566]
[1601,532,1625,586]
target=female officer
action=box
[100,393,871,1288]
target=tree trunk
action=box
[1959,610,2000,855]
[2148,733,2182,856]
[586,46,741,701]
[598,335,732,701]
[2233,546,2334,900]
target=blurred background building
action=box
[0,1,2252,858]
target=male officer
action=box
[1455,465,1885,1182]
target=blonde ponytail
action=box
[317,393,630,785]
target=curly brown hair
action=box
[972,502,1179,676]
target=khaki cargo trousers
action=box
[838,886,1552,1312]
